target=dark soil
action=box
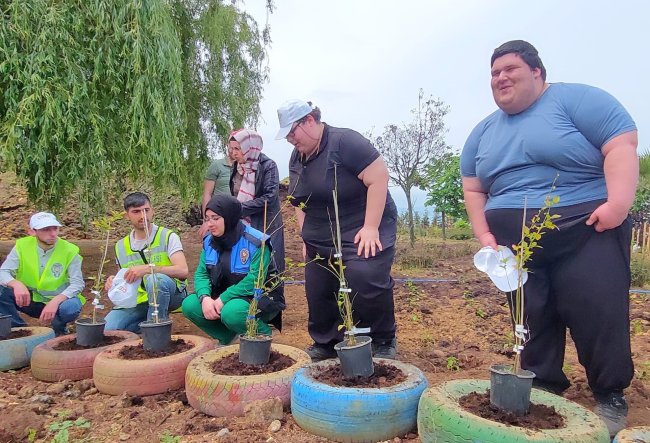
[313,362,408,388]
[459,391,565,429]
[52,335,125,350]
[0,329,32,341]
[211,351,295,375]
[117,338,193,360]
[0,176,648,442]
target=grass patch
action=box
[631,254,650,288]
[394,236,476,270]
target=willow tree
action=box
[169,0,271,161]
[0,0,271,217]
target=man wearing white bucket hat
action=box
[0,212,84,335]
[461,40,638,436]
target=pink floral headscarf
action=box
[232,129,263,206]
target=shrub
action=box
[630,255,650,287]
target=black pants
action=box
[487,210,634,395]
[304,243,396,347]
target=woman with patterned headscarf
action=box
[228,129,285,277]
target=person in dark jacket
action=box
[181,194,285,344]
[229,129,285,276]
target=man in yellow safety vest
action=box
[0,212,84,336]
[104,192,188,332]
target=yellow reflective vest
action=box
[14,236,85,304]
[114,227,186,305]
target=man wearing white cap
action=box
[0,212,84,335]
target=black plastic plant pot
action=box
[74,318,106,346]
[334,335,374,378]
[489,363,536,415]
[239,334,273,365]
[0,314,12,338]
[139,319,172,352]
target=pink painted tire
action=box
[93,334,213,396]
[31,331,139,382]
[185,343,310,417]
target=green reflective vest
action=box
[115,227,186,305]
[14,236,85,304]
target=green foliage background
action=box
[0,0,269,219]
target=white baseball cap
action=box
[29,212,63,230]
[275,99,313,140]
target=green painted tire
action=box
[0,327,55,371]
[613,426,650,442]
[418,379,610,443]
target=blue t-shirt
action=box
[460,83,636,210]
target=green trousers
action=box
[181,294,273,345]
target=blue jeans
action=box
[104,274,186,333]
[0,285,83,335]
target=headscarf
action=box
[205,194,244,252]
[232,129,263,205]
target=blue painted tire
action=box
[0,327,55,371]
[291,358,428,443]
[418,379,610,443]
[613,426,650,442]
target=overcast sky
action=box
[242,0,649,212]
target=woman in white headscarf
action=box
[228,129,285,276]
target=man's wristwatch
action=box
[198,294,210,304]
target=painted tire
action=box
[613,426,650,442]
[93,334,213,396]
[418,379,610,443]
[31,331,139,382]
[185,343,310,417]
[0,327,55,371]
[291,358,428,443]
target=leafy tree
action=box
[631,150,650,226]
[373,89,450,246]
[0,0,270,218]
[421,209,430,229]
[423,153,466,240]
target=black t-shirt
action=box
[288,124,397,248]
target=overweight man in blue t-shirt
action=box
[460,40,638,437]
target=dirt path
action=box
[0,216,648,441]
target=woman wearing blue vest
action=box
[181,194,285,345]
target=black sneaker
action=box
[306,343,337,362]
[532,380,565,396]
[372,338,397,360]
[594,391,628,437]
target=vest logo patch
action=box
[51,263,63,278]
[240,248,250,264]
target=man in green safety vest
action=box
[104,192,188,332]
[0,212,84,336]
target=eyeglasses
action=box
[287,121,304,139]
[204,215,223,223]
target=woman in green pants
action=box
[182,194,285,344]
